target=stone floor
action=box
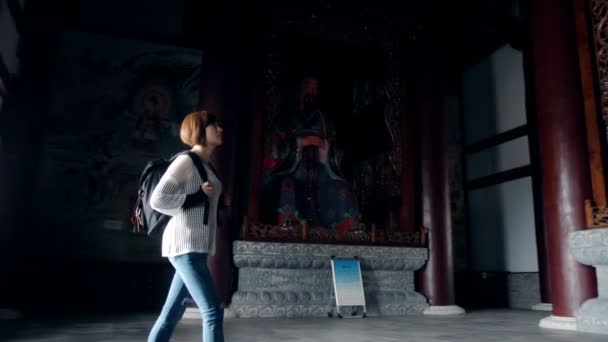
[1,309,606,341]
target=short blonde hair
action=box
[179,110,216,147]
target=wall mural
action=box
[37,32,201,254]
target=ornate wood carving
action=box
[241,217,426,247]
[585,200,608,228]
[263,48,282,147]
[383,40,402,185]
[577,0,608,218]
[582,0,608,207]
[591,1,608,122]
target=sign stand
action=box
[328,256,367,318]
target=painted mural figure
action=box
[266,77,364,231]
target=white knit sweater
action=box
[150,154,222,257]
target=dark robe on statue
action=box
[268,108,363,231]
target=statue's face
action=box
[301,78,319,97]
[300,77,320,110]
[302,145,320,163]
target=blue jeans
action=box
[148,253,224,342]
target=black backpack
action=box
[132,151,208,238]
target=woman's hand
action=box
[202,182,214,196]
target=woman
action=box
[148,110,224,342]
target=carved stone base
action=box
[230,303,333,318]
[569,229,608,334]
[531,303,553,311]
[577,298,608,334]
[539,315,577,331]
[229,241,429,318]
[423,305,465,315]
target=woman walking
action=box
[148,110,224,342]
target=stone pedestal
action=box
[539,315,577,331]
[531,303,553,312]
[569,229,608,334]
[423,306,465,315]
[228,241,429,318]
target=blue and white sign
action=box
[330,258,366,307]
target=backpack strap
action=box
[167,151,208,182]
[186,151,209,183]
[185,151,212,225]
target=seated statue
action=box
[264,76,364,231]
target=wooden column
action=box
[416,74,459,310]
[246,67,265,222]
[528,0,598,319]
[195,2,242,305]
[194,1,269,305]
[399,76,418,232]
[523,31,553,308]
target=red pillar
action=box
[527,88,552,307]
[416,74,462,313]
[192,0,269,306]
[399,79,418,233]
[534,218,553,306]
[528,0,597,320]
